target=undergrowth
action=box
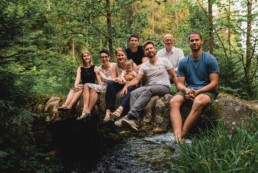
[170,113,258,173]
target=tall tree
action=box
[245,0,253,95]
[208,0,214,54]
[106,0,114,60]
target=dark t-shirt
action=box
[81,65,96,84]
[126,46,145,65]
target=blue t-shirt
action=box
[177,52,219,90]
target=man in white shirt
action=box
[157,34,185,72]
[115,40,177,131]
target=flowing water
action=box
[82,131,191,173]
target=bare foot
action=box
[175,132,183,144]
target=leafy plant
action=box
[170,114,258,173]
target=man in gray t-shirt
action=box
[115,40,177,131]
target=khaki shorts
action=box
[175,90,217,102]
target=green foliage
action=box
[0,1,24,49]
[0,0,257,171]
[0,68,63,172]
[170,114,258,173]
[215,51,249,99]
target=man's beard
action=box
[191,45,201,52]
[147,52,156,59]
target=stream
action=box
[67,131,191,173]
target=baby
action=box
[121,59,137,83]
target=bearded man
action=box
[170,32,219,144]
[115,40,177,131]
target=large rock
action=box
[41,93,258,133]
[44,96,60,122]
[214,93,258,131]
[32,93,257,166]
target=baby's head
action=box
[125,59,133,72]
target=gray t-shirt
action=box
[139,57,173,87]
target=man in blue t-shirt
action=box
[170,32,219,144]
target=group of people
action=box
[58,32,219,144]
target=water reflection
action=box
[90,131,191,173]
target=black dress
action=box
[81,65,96,84]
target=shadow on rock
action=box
[47,115,102,170]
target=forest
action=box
[0,0,257,172]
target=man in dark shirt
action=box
[126,34,148,68]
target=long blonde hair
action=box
[80,51,93,67]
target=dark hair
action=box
[143,40,155,50]
[188,32,203,40]
[128,34,139,41]
[99,49,110,56]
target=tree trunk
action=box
[72,40,75,59]
[174,0,179,28]
[106,0,114,61]
[245,0,253,95]
[208,0,214,55]
[227,1,231,57]
[152,0,155,34]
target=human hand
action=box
[74,84,84,92]
[191,89,200,98]
[120,86,128,96]
[114,77,123,84]
[74,86,81,92]
[185,88,195,101]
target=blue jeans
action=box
[105,80,137,114]
[119,86,137,115]
[105,80,124,111]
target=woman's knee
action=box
[89,88,97,95]
[83,85,89,91]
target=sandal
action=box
[111,107,123,118]
[77,112,89,120]
[104,109,111,122]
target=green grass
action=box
[170,113,258,173]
